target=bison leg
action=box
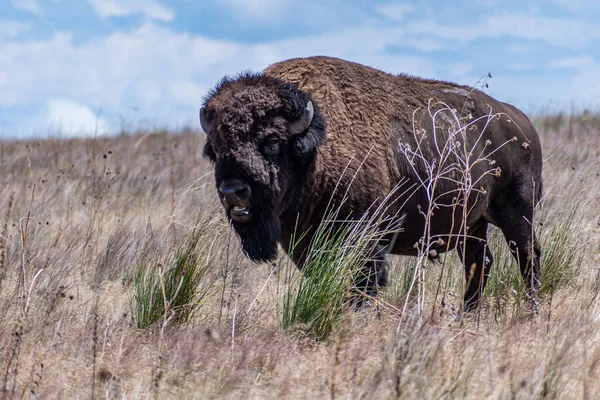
[457,222,493,311]
[352,243,389,306]
[499,223,541,311]
[491,189,541,312]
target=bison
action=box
[199,56,543,311]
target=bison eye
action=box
[262,138,280,161]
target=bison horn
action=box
[289,101,314,135]
[199,107,211,133]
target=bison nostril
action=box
[235,187,249,199]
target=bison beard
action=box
[232,204,281,263]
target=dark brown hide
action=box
[201,56,543,310]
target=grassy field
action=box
[0,113,599,399]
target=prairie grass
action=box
[0,115,598,398]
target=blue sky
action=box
[1,0,599,138]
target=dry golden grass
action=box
[0,120,599,399]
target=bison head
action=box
[200,73,325,263]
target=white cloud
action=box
[474,0,499,6]
[549,0,599,11]
[548,56,595,69]
[169,81,210,107]
[0,20,31,40]
[506,43,535,55]
[0,25,243,133]
[374,4,415,21]
[0,26,239,109]
[509,63,535,71]
[0,23,437,109]
[87,0,174,21]
[408,14,600,47]
[45,98,113,137]
[406,38,446,52]
[0,23,443,135]
[220,0,288,21]
[10,0,42,16]
[447,63,472,77]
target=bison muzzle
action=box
[199,56,543,311]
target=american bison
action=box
[199,56,543,310]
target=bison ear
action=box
[289,101,325,163]
[203,138,217,163]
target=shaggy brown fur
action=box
[201,56,543,310]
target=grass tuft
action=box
[280,209,401,341]
[132,226,214,329]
